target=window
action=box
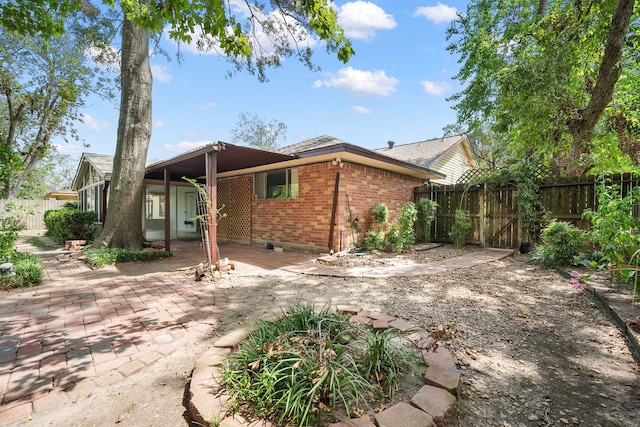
[255,168,298,199]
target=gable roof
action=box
[275,135,445,180]
[373,135,476,169]
[71,153,115,190]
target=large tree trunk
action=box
[94,11,151,250]
[564,0,635,176]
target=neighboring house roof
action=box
[276,135,349,155]
[44,190,77,200]
[71,153,115,190]
[372,135,477,170]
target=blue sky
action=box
[56,1,468,162]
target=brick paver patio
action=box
[0,239,314,426]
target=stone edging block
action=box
[189,305,461,426]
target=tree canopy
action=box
[447,0,639,176]
[0,11,116,199]
[230,112,287,151]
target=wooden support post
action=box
[205,151,218,265]
[164,167,171,252]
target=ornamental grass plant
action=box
[219,303,418,426]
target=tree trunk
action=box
[566,0,635,175]
[93,11,151,250]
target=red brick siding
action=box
[249,161,422,251]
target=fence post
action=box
[479,183,486,247]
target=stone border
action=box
[188,306,461,427]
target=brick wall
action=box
[249,161,423,252]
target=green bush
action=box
[362,229,384,251]
[583,184,640,281]
[44,209,98,244]
[219,303,417,426]
[384,202,417,252]
[85,247,172,268]
[449,209,473,248]
[0,216,21,259]
[416,198,438,243]
[372,203,389,225]
[536,221,587,267]
[0,252,44,289]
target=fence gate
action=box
[415,184,520,248]
[484,185,519,248]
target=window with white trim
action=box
[255,168,298,199]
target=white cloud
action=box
[80,114,110,132]
[414,3,459,24]
[162,140,212,152]
[313,67,399,97]
[337,1,396,41]
[153,119,164,128]
[420,80,452,95]
[199,102,216,110]
[352,106,372,114]
[151,65,172,83]
[52,143,85,155]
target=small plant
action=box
[0,252,44,289]
[219,303,418,426]
[569,271,591,290]
[85,247,172,268]
[372,203,389,226]
[536,221,586,267]
[583,183,640,284]
[362,229,384,251]
[383,202,417,252]
[416,198,438,243]
[449,209,473,248]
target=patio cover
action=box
[144,142,293,263]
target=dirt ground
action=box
[32,245,640,427]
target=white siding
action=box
[431,144,474,185]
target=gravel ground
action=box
[215,245,640,427]
[26,244,640,427]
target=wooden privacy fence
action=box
[415,173,640,248]
[0,199,69,230]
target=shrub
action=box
[416,198,438,243]
[583,184,640,281]
[362,229,384,251]
[85,247,172,268]
[0,252,44,289]
[449,209,473,248]
[383,202,417,252]
[44,209,98,244]
[536,221,587,267]
[372,203,389,225]
[219,303,417,426]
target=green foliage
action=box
[230,112,287,151]
[25,237,58,250]
[372,203,390,226]
[0,202,30,258]
[362,230,384,251]
[416,198,438,243]
[583,183,640,281]
[0,16,116,198]
[447,0,638,175]
[536,221,587,268]
[18,151,77,199]
[219,303,417,426]
[384,202,417,252]
[449,209,473,248]
[43,209,98,244]
[0,252,44,289]
[85,247,172,268]
[469,162,547,241]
